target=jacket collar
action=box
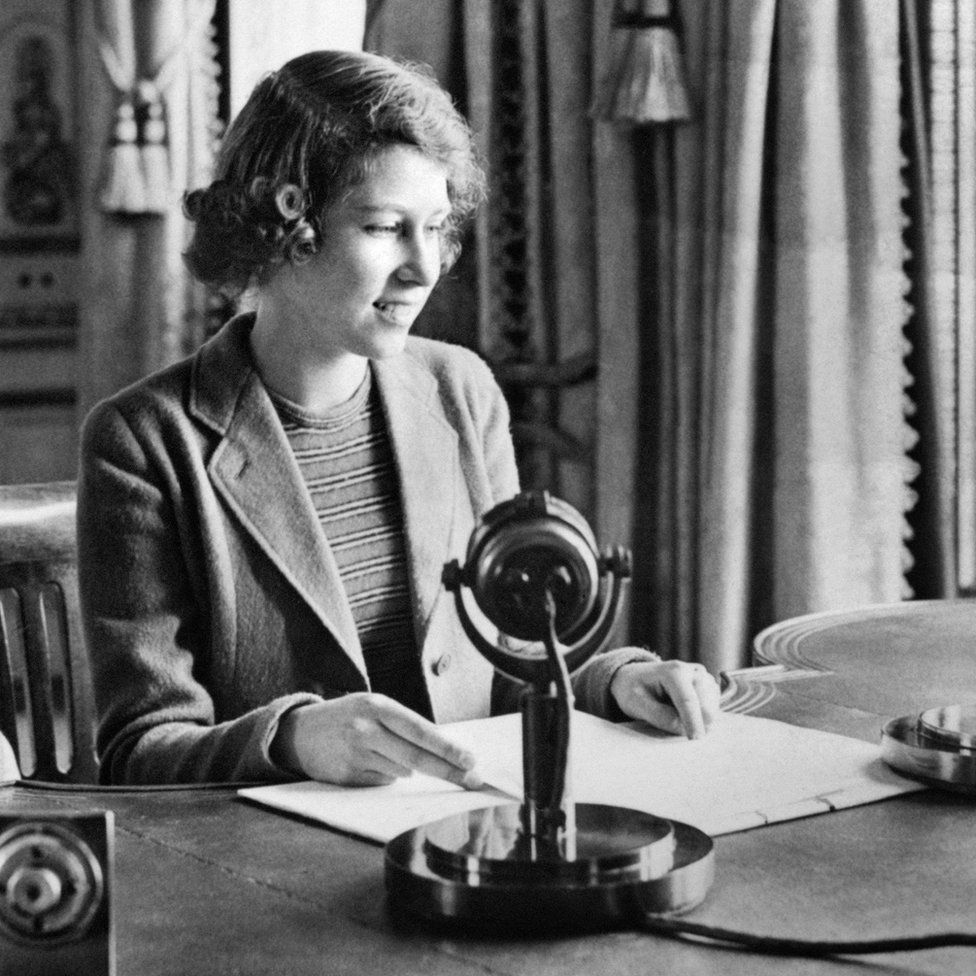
[373,352,459,648]
[188,314,459,668]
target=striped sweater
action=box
[269,367,430,716]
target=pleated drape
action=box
[633,0,915,672]
[76,0,220,419]
[367,0,922,671]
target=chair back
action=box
[0,482,97,782]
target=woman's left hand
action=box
[609,659,721,739]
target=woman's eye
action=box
[363,221,446,238]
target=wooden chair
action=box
[0,481,98,782]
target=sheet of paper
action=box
[449,710,926,836]
[239,774,514,844]
[239,711,925,844]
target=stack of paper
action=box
[239,711,924,844]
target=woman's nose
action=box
[397,231,441,286]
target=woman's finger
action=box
[369,732,484,789]
[693,668,722,730]
[659,668,707,739]
[369,698,483,788]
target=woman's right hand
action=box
[270,693,484,788]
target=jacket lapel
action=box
[373,354,460,649]
[189,317,365,677]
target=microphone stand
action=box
[384,491,714,932]
[518,589,575,857]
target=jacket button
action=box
[431,654,452,676]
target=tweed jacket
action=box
[78,315,650,785]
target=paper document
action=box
[239,711,924,844]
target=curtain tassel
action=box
[592,0,692,124]
[138,82,171,214]
[100,99,148,214]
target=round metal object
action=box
[881,704,976,794]
[0,821,104,944]
[385,802,714,932]
[917,704,976,751]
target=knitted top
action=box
[269,368,431,717]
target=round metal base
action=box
[384,802,714,932]
[882,705,976,794]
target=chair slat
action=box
[0,482,97,783]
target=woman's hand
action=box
[271,693,483,788]
[610,660,721,739]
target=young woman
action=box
[77,50,719,786]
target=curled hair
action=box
[183,50,486,296]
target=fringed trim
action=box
[191,9,225,179]
[592,0,692,125]
[898,147,920,599]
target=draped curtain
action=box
[617,0,916,673]
[76,0,220,419]
[369,1,962,672]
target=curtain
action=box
[627,0,915,673]
[367,0,920,671]
[76,0,220,419]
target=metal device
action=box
[0,812,115,975]
[385,491,713,931]
[882,703,976,793]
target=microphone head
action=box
[443,491,632,684]
[464,492,601,642]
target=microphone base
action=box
[385,802,713,933]
[882,705,976,793]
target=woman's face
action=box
[283,143,451,362]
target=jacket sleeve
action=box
[469,361,660,719]
[77,401,319,785]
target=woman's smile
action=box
[372,299,421,327]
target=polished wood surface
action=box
[726,599,976,740]
[2,601,976,974]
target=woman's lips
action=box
[373,300,415,325]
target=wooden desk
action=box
[3,601,976,975]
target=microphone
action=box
[385,491,713,932]
[442,491,630,845]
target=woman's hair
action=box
[183,50,486,296]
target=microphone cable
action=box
[638,914,976,956]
